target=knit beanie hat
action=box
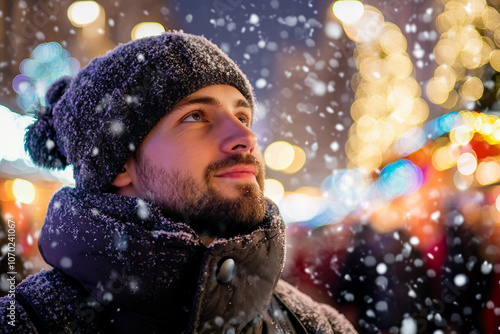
[25,31,255,192]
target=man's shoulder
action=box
[0,269,101,333]
[274,279,358,334]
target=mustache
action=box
[204,154,265,181]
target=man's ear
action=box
[112,158,134,188]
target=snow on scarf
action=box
[38,187,286,332]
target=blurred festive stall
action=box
[0,103,74,295]
[282,0,500,333]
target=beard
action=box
[134,152,267,239]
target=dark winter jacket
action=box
[0,187,356,333]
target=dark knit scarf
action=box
[38,187,286,333]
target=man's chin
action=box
[209,182,263,201]
[186,189,266,239]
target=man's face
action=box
[121,84,266,238]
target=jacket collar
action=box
[38,187,286,333]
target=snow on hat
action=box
[25,31,255,192]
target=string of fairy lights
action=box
[427,0,500,110]
[334,3,429,174]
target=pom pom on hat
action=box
[25,76,71,169]
[24,32,255,192]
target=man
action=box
[0,32,356,333]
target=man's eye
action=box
[183,111,204,122]
[238,115,250,126]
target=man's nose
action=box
[219,116,257,154]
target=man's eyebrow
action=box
[177,96,252,110]
[234,99,251,109]
[177,96,222,109]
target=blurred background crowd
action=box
[2,0,500,333]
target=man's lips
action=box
[214,165,257,179]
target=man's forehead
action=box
[174,85,253,111]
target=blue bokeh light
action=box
[424,111,461,140]
[377,159,424,198]
[14,42,80,113]
[321,168,369,216]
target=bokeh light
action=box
[264,178,285,204]
[395,128,426,156]
[377,159,424,198]
[131,22,166,40]
[476,159,500,185]
[332,0,365,24]
[13,42,80,114]
[67,1,101,27]
[342,7,429,173]
[460,76,484,101]
[264,141,295,171]
[428,0,500,110]
[457,152,478,175]
[342,6,384,43]
[283,145,307,174]
[450,125,473,145]
[432,144,460,171]
[496,193,500,212]
[280,192,324,223]
[12,179,36,204]
[321,169,370,216]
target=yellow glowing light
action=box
[342,6,384,43]
[67,1,101,27]
[494,28,500,48]
[350,98,367,121]
[476,160,500,185]
[357,115,381,143]
[3,180,15,201]
[450,125,473,145]
[473,113,491,133]
[493,120,500,140]
[440,90,458,109]
[460,76,484,101]
[332,0,365,24]
[460,43,484,69]
[480,38,492,64]
[12,178,35,204]
[412,98,430,124]
[457,152,478,175]
[496,193,500,212]
[432,145,460,171]
[460,0,487,19]
[264,179,285,204]
[379,25,407,54]
[283,146,307,174]
[483,6,500,30]
[433,39,460,65]
[360,58,389,81]
[429,2,497,112]
[377,121,396,147]
[490,49,500,71]
[264,141,295,171]
[356,144,382,172]
[344,3,428,174]
[434,65,457,91]
[481,120,494,135]
[131,22,166,40]
[436,12,453,34]
[426,77,450,105]
[386,54,413,78]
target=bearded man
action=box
[0,32,357,334]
